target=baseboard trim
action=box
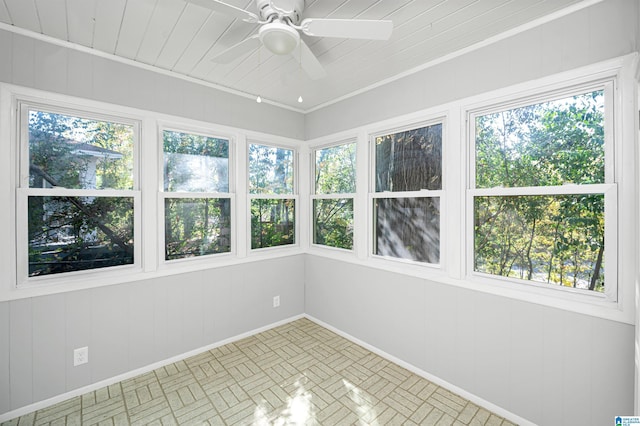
[0,314,304,423]
[303,314,536,426]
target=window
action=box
[162,129,232,261]
[372,122,443,263]
[470,85,615,296]
[312,142,356,250]
[18,105,139,280]
[248,143,296,249]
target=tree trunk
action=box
[589,239,604,291]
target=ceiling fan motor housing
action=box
[259,21,300,55]
[256,0,305,24]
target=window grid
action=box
[248,142,298,251]
[159,127,234,263]
[467,82,617,300]
[16,102,142,284]
[311,141,356,251]
[369,121,444,266]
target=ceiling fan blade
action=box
[301,18,393,40]
[291,39,326,80]
[269,0,295,14]
[186,0,259,23]
[211,34,261,63]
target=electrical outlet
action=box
[273,295,280,308]
[74,346,88,366]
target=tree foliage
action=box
[313,143,356,250]
[164,198,231,260]
[474,90,605,292]
[249,144,295,249]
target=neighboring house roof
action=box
[70,142,123,159]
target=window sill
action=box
[0,248,303,302]
[304,248,633,325]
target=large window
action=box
[372,122,442,264]
[470,85,615,296]
[312,142,356,250]
[248,143,296,249]
[162,129,232,261]
[18,105,139,280]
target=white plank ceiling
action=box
[0,0,588,111]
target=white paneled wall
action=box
[0,256,305,415]
[0,0,638,424]
[0,29,305,140]
[305,255,635,426]
[0,27,306,418]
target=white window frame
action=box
[369,119,445,267]
[158,124,236,266]
[466,79,618,302]
[247,140,299,252]
[310,139,357,252]
[15,99,142,287]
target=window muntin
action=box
[313,142,356,250]
[371,122,442,264]
[470,86,613,295]
[248,143,296,250]
[161,129,232,261]
[20,105,139,279]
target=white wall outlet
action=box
[73,346,88,366]
[273,295,280,308]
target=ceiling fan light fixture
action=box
[259,21,300,55]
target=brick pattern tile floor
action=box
[2,318,517,425]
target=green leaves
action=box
[474,90,606,292]
[475,90,604,188]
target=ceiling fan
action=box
[187,0,394,80]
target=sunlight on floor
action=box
[253,378,314,425]
[251,377,380,425]
[343,379,379,425]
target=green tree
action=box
[474,90,605,292]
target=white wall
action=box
[304,255,634,425]
[0,0,638,423]
[303,1,639,425]
[0,28,307,419]
[0,256,305,416]
[305,0,638,140]
[0,29,305,140]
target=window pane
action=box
[251,199,295,249]
[315,143,356,194]
[374,197,440,263]
[28,196,134,276]
[249,144,293,194]
[163,130,229,193]
[164,198,231,260]
[375,123,442,192]
[474,194,605,292]
[313,199,353,249]
[475,90,605,188]
[29,110,134,190]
